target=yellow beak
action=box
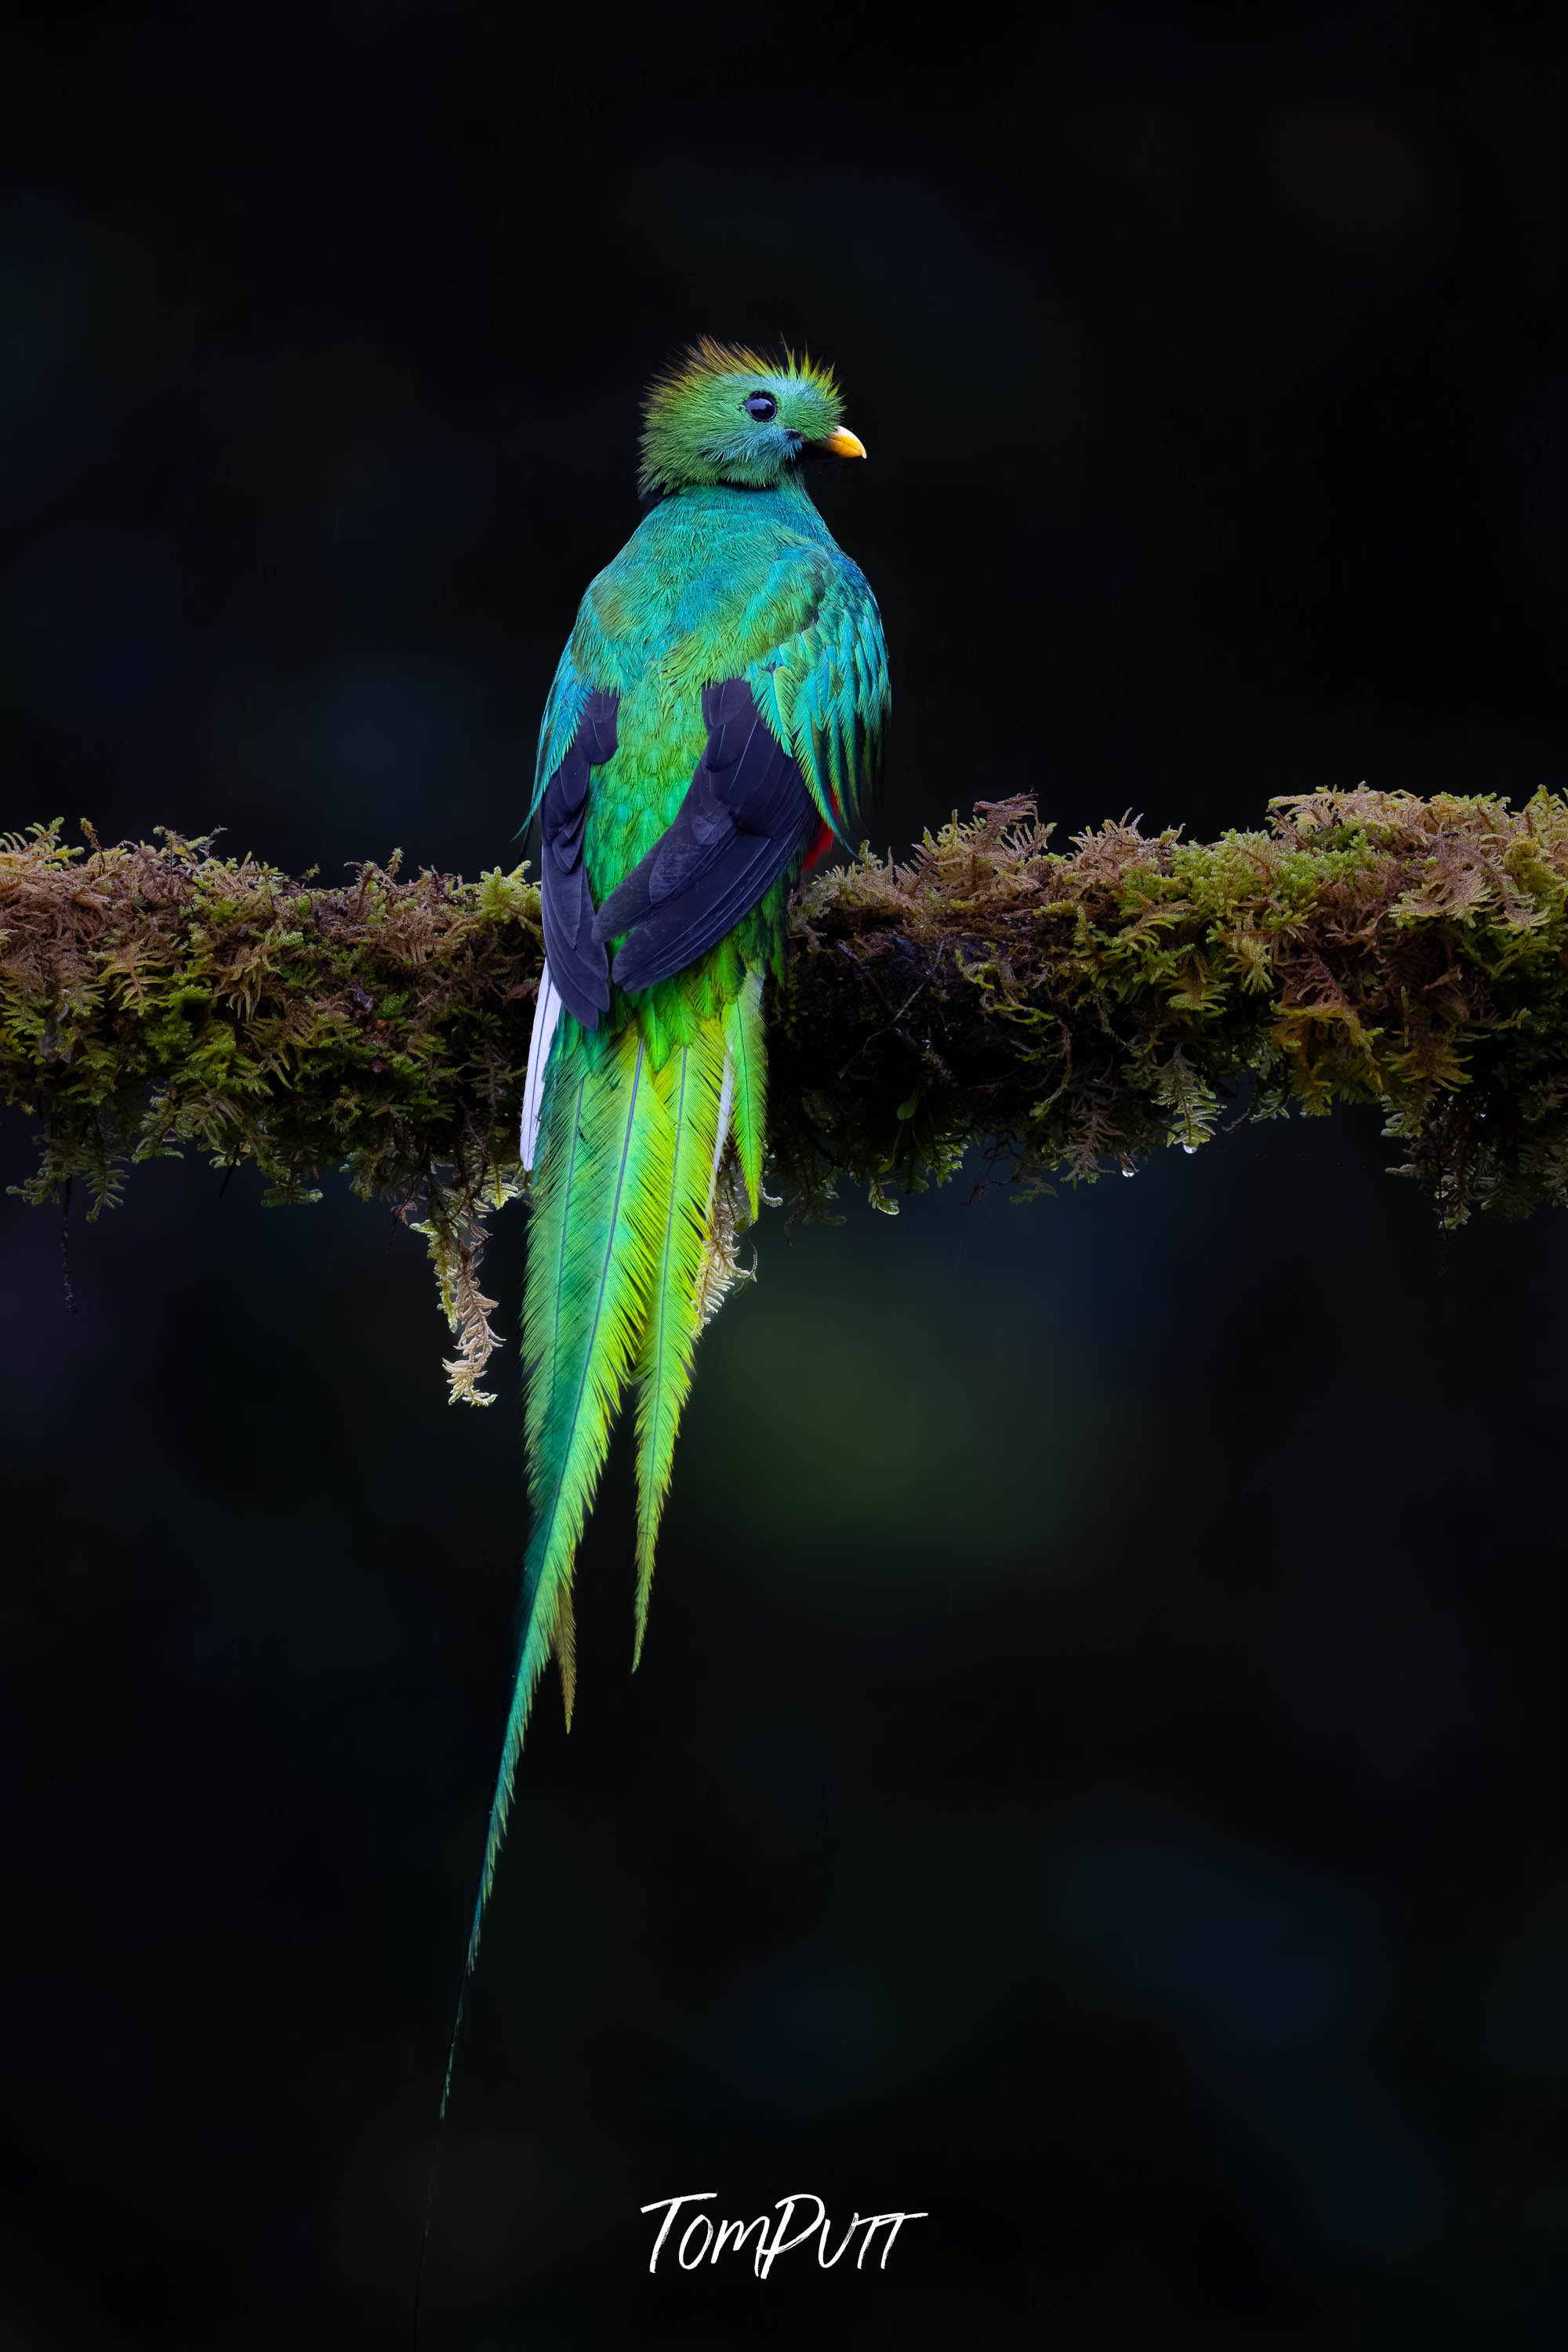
[818,426,867,459]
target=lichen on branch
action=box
[4,788,1567,1396]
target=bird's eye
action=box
[742,393,778,423]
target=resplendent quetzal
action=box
[470,342,887,1964]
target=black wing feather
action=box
[539,688,618,1026]
[592,678,817,992]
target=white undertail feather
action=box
[722,965,767,1216]
[691,1034,760,1327]
[693,1023,758,1330]
[692,1150,755,1330]
[706,1053,735,1216]
[520,959,563,1171]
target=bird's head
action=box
[638,339,866,498]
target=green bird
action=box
[470,341,888,1974]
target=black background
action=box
[4,5,1568,2347]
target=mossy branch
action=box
[5,789,1568,1396]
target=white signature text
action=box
[641,2190,927,2278]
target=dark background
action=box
[3,4,1568,2346]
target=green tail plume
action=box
[459,985,763,1990]
[463,1019,668,1979]
[631,1026,728,1664]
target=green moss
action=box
[6,788,1568,1392]
[770,787,1568,1230]
[0,822,545,1228]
